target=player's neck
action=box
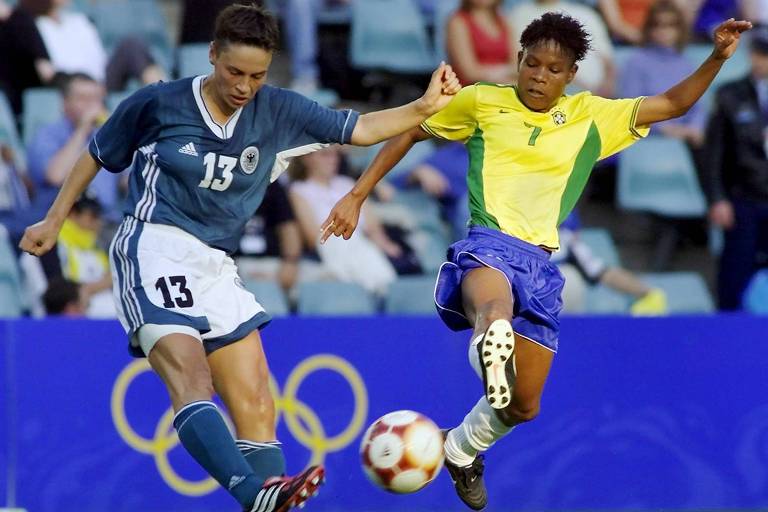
[201,77,237,123]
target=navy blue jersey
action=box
[89,76,359,253]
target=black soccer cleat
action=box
[442,429,487,510]
[248,465,325,512]
[478,319,516,409]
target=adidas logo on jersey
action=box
[178,142,198,156]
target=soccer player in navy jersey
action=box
[19,4,460,511]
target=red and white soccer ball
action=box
[360,410,444,494]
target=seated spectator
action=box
[0,0,56,114]
[55,195,114,318]
[446,0,517,85]
[553,212,668,315]
[290,146,419,296]
[0,143,33,241]
[235,180,331,293]
[509,0,617,96]
[36,0,164,91]
[26,73,122,222]
[42,275,86,316]
[619,0,706,146]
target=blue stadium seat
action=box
[0,91,26,170]
[90,0,173,73]
[106,90,134,112]
[618,136,707,218]
[433,0,459,62]
[177,43,211,79]
[578,228,621,267]
[21,88,61,145]
[385,275,437,314]
[585,284,632,314]
[297,281,376,315]
[743,270,768,314]
[350,0,437,73]
[641,272,715,313]
[684,42,750,116]
[0,226,23,318]
[242,279,290,316]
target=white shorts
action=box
[109,217,270,357]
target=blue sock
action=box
[173,401,261,508]
[236,440,287,485]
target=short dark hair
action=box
[43,277,81,315]
[213,2,279,53]
[519,12,592,64]
[71,194,103,216]
[58,72,99,97]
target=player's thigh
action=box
[207,330,275,434]
[509,334,554,411]
[147,332,213,410]
[461,266,514,324]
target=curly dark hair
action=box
[519,12,592,63]
[213,2,280,53]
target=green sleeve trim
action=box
[629,96,646,139]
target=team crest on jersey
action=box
[240,146,259,174]
[552,110,567,125]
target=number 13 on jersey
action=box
[199,152,236,191]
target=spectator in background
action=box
[446,0,517,85]
[553,212,668,315]
[235,181,311,293]
[0,143,33,241]
[36,0,164,91]
[55,195,114,317]
[509,0,617,96]
[26,73,122,222]
[683,0,739,41]
[42,276,86,316]
[619,0,706,147]
[701,26,768,310]
[0,0,56,115]
[290,146,415,296]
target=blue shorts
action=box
[434,226,565,352]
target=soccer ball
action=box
[360,410,444,494]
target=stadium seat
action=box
[106,90,134,112]
[433,0,459,62]
[89,0,173,73]
[350,0,437,73]
[384,275,437,314]
[684,42,750,116]
[641,272,715,313]
[21,88,61,145]
[0,225,23,318]
[743,270,768,314]
[297,281,376,315]
[578,228,621,267]
[242,279,290,316]
[177,43,211,79]
[584,285,632,314]
[617,136,707,218]
[0,91,26,170]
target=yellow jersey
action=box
[421,83,649,249]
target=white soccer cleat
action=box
[478,319,516,409]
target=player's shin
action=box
[236,440,287,482]
[173,401,263,508]
[445,397,514,466]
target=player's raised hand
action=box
[319,192,364,243]
[712,19,752,60]
[419,62,461,116]
[19,217,62,257]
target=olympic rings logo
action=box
[110,354,368,496]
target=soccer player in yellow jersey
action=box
[321,12,751,510]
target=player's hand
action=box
[418,62,461,116]
[19,217,62,257]
[711,19,752,60]
[319,192,364,243]
[709,200,735,230]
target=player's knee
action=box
[477,299,512,327]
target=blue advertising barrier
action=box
[1,316,768,512]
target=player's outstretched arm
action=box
[320,126,432,242]
[635,18,752,127]
[19,150,101,256]
[349,62,460,147]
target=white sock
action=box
[468,333,484,379]
[445,396,514,467]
